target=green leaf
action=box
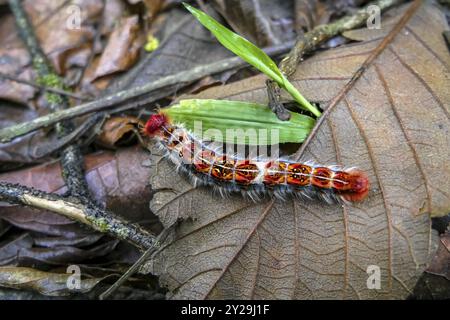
[162,99,315,145]
[183,2,321,117]
[183,3,284,85]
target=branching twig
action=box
[0,182,156,251]
[0,41,294,143]
[267,0,407,120]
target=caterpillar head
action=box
[144,113,169,136]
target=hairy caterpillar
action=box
[144,113,369,203]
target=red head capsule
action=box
[144,113,168,136]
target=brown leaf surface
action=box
[0,48,36,105]
[135,0,183,19]
[0,102,50,167]
[0,0,104,106]
[24,0,102,75]
[148,2,450,299]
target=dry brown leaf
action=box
[0,0,103,106]
[147,2,450,299]
[0,103,52,167]
[97,116,143,148]
[132,0,182,19]
[92,15,142,81]
[24,0,102,74]
[107,5,233,92]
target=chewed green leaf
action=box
[162,99,315,145]
[183,3,284,85]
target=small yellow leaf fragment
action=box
[145,34,160,52]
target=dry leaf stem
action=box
[267,0,407,119]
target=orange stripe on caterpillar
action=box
[144,113,370,203]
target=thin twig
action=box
[0,72,90,101]
[0,182,157,251]
[267,0,407,119]
[0,41,294,143]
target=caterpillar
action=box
[143,113,369,203]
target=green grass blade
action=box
[183,3,321,117]
[183,3,284,85]
[162,99,315,145]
